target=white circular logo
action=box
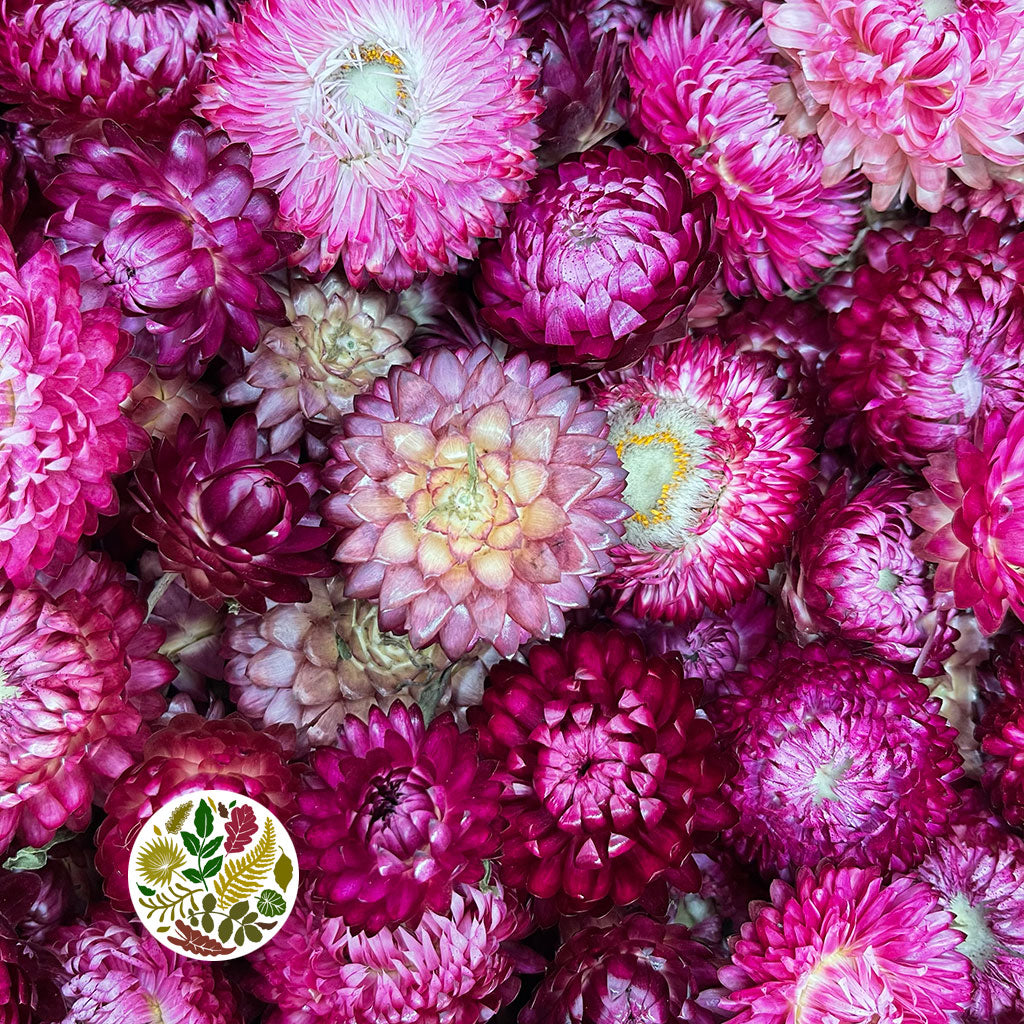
[128,790,298,961]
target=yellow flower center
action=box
[327,42,411,116]
[615,429,689,528]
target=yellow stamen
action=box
[615,430,689,528]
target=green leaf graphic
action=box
[218,917,233,942]
[137,884,156,896]
[182,868,204,884]
[194,801,214,839]
[180,832,200,856]
[202,855,223,879]
[201,913,214,933]
[202,894,216,912]
[229,901,249,920]
[244,925,261,942]
[257,889,287,917]
[273,853,293,891]
[200,837,223,859]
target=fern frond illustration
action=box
[137,836,188,886]
[137,881,202,923]
[165,800,193,835]
[213,820,276,909]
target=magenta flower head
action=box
[250,884,524,1024]
[0,0,230,136]
[918,826,1024,1022]
[132,411,335,613]
[715,642,963,877]
[50,906,238,1024]
[720,864,972,1024]
[764,0,1024,211]
[477,145,717,373]
[980,694,1024,830]
[198,0,541,288]
[46,120,295,379]
[0,135,27,237]
[521,914,721,1024]
[821,212,1024,470]
[471,630,735,916]
[596,337,815,623]
[293,701,500,934]
[627,6,863,297]
[910,409,1024,634]
[0,231,145,585]
[781,470,957,674]
[323,344,629,659]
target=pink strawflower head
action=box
[293,702,500,933]
[627,7,864,298]
[0,135,27,237]
[715,642,963,876]
[0,550,172,856]
[0,231,145,584]
[476,145,717,372]
[917,826,1024,1022]
[324,344,629,659]
[222,271,415,454]
[945,177,1024,225]
[521,914,720,1024]
[132,411,335,614]
[612,589,776,695]
[0,0,229,136]
[198,0,541,288]
[49,905,237,1024]
[764,0,1024,211]
[46,120,294,379]
[781,471,957,673]
[471,630,735,915]
[249,884,523,1024]
[821,212,1024,469]
[910,410,1024,634]
[980,695,1024,829]
[595,336,815,623]
[719,863,972,1024]
[224,579,484,753]
[94,713,299,911]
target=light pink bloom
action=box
[198,0,541,288]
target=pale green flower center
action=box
[876,568,903,592]
[0,667,17,702]
[948,893,996,967]
[811,756,854,805]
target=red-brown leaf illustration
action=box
[167,921,236,956]
[224,805,258,853]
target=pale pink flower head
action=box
[476,145,718,372]
[0,551,173,856]
[0,232,145,584]
[198,0,541,289]
[595,337,815,623]
[249,884,524,1024]
[781,470,957,673]
[719,863,972,1024]
[0,0,229,136]
[627,7,864,297]
[715,642,962,877]
[917,826,1024,1022]
[764,0,1024,211]
[821,212,1024,470]
[46,120,295,378]
[50,906,237,1024]
[910,409,1024,634]
[324,345,629,659]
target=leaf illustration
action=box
[218,917,233,942]
[200,837,223,859]
[165,801,193,835]
[273,852,293,891]
[213,820,275,909]
[194,801,214,839]
[136,836,187,887]
[217,802,228,818]
[202,855,224,879]
[137,882,202,923]
[257,889,287,917]
[167,920,236,957]
[224,805,258,853]
[182,868,204,884]
[229,901,249,920]
[181,832,200,856]
[137,884,156,897]
[202,894,216,912]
